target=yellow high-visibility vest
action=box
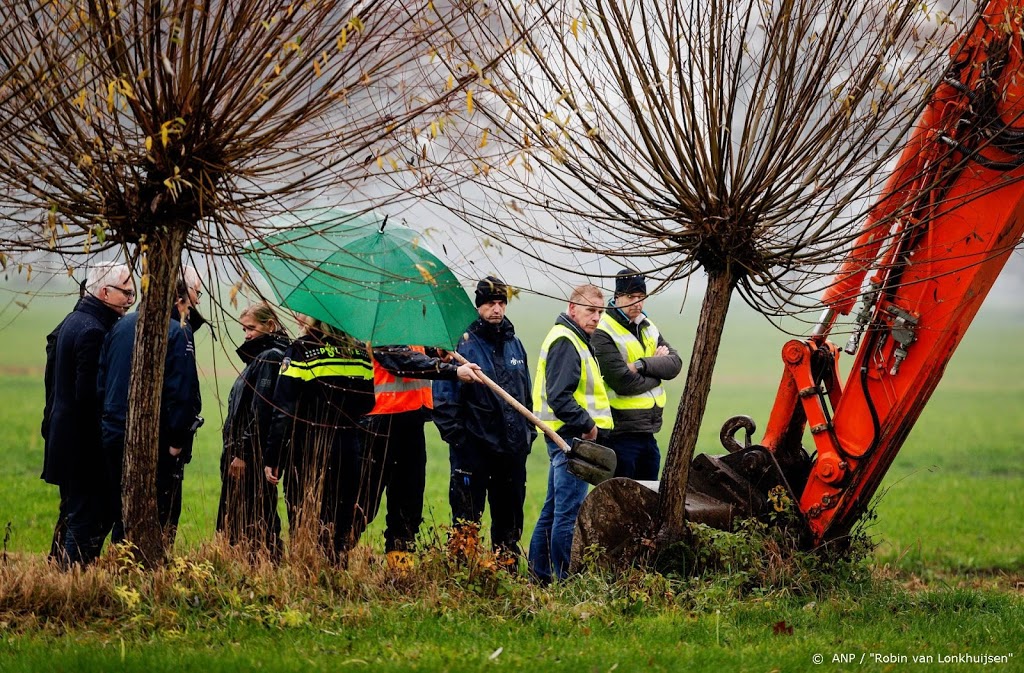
[533,324,613,431]
[596,313,667,410]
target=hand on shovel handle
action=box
[448,351,568,450]
[447,351,617,483]
[455,362,484,383]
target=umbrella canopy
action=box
[245,209,478,348]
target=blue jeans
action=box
[610,432,661,481]
[528,437,589,583]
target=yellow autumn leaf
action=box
[415,263,438,286]
[479,129,489,148]
[467,89,474,114]
[571,18,579,38]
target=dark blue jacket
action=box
[41,296,121,486]
[97,308,202,460]
[433,317,535,455]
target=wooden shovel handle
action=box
[448,349,572,453]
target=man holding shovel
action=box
[433,276,535,568]
[528,284,614,583]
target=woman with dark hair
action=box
[263,313,375,563]
[217,302,289,558]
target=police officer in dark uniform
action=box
[263,315,375,562]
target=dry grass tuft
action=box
[0,523,534,633]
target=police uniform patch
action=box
[281,357,291,372]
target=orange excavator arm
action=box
[757,1,1024,545]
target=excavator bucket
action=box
[568,478,738,573]
[569,427,806,573]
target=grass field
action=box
[1,284,1022,671]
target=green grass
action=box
[2,284,1023,671]
[2,581,1021,672]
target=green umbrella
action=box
[245,209,477,348]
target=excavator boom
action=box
[767,0,1024,544]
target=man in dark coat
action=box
[433,276,536,564]
[40,280,85,562]
[98,268,203,547]
[42,262,135,567]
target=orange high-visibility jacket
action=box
[370,345,433,415]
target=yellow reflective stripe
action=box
[282,357,373,382]
[596,315,667,409]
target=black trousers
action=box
[59,479,113,568]
[282,427,364,560]
[105,435,188,548]
[156,448,185,546]
[359,410,428,552]
[448,441,528,555]
[48,494,68,563]
[216,450,282,559]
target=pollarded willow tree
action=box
[428,0,978,547]
[0,0,509,564]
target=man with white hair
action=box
[99,265,203,547]
[42,261,134,567]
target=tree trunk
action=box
[657,269,735,547]
[121,225,188,566]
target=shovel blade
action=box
[565,438,617,485]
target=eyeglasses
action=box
[193,289,203,300]
[106,285,137,300]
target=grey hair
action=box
[85,262,131,295]
[181,265,200,291]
